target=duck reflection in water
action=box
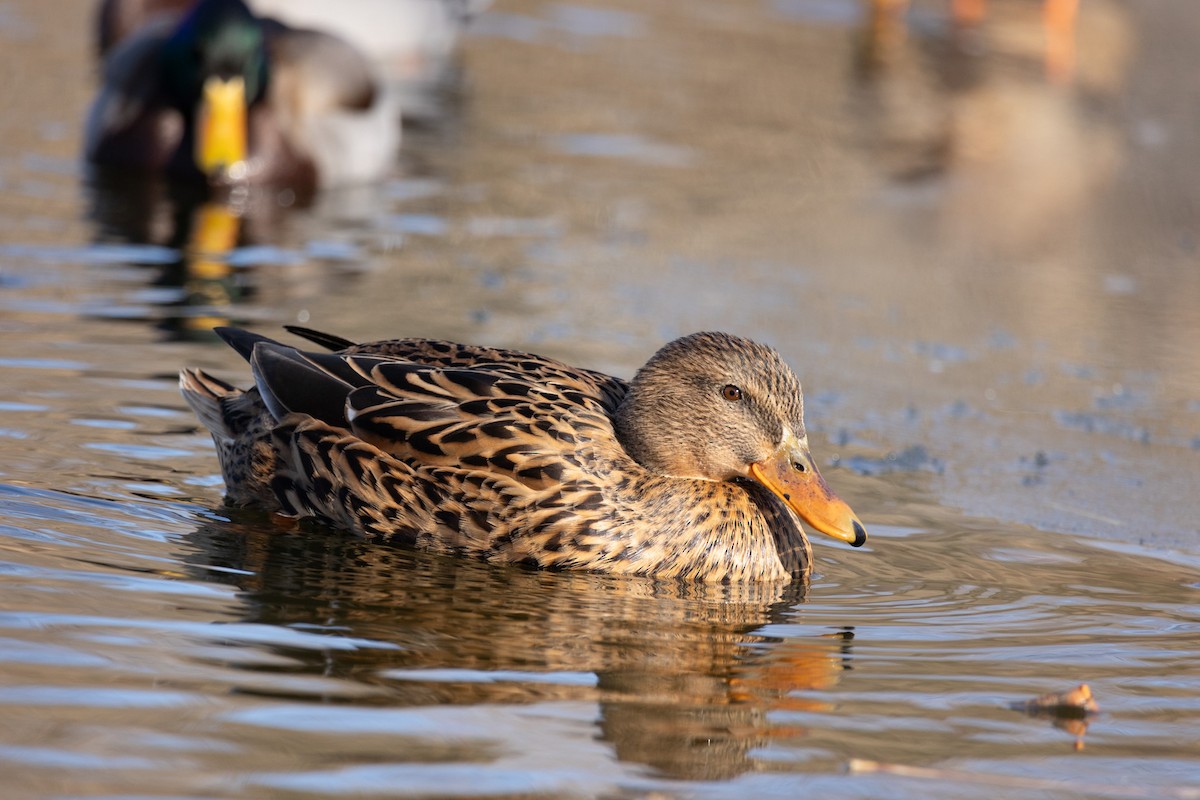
[85,171,262,340]
[84,166,385,340]
[182,518,856,780]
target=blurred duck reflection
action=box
[182,516,855,780]
[84,176,384,340]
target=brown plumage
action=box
[180,327,867,582]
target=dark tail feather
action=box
[215,327,285,362]
[250,344,356,428]
[283,326,358,351]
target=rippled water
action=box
[3,482,1198,798]
[2,0,1200,797]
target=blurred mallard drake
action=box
[180,327,867,582]
[87,0,400,191]
[98,0,488,123]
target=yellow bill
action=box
[748,428,867,547]
[195,75,248,177]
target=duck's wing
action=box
[282,326,627,413]
[246,340,621,492]
[347,361,615,489]
[243,341,628,559]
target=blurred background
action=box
[1,1,1198,797]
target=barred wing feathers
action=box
[245,339,629,565]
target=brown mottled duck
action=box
[180,327,867,582]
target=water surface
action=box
[1,0,1198,797]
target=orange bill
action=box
[195,75,248,177]
[748,429,867,547]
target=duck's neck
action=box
[600,473,808,582]
[613,392,707,481]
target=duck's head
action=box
[160,0,267,181]
[615,332,867,548]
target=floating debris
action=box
[1011,683,1099,750]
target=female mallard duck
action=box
[87,0,399,191]
[180,327,867,582]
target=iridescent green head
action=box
[159,0,268,115]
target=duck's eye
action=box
[721,384,743,402]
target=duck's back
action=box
[295,328,628,414]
